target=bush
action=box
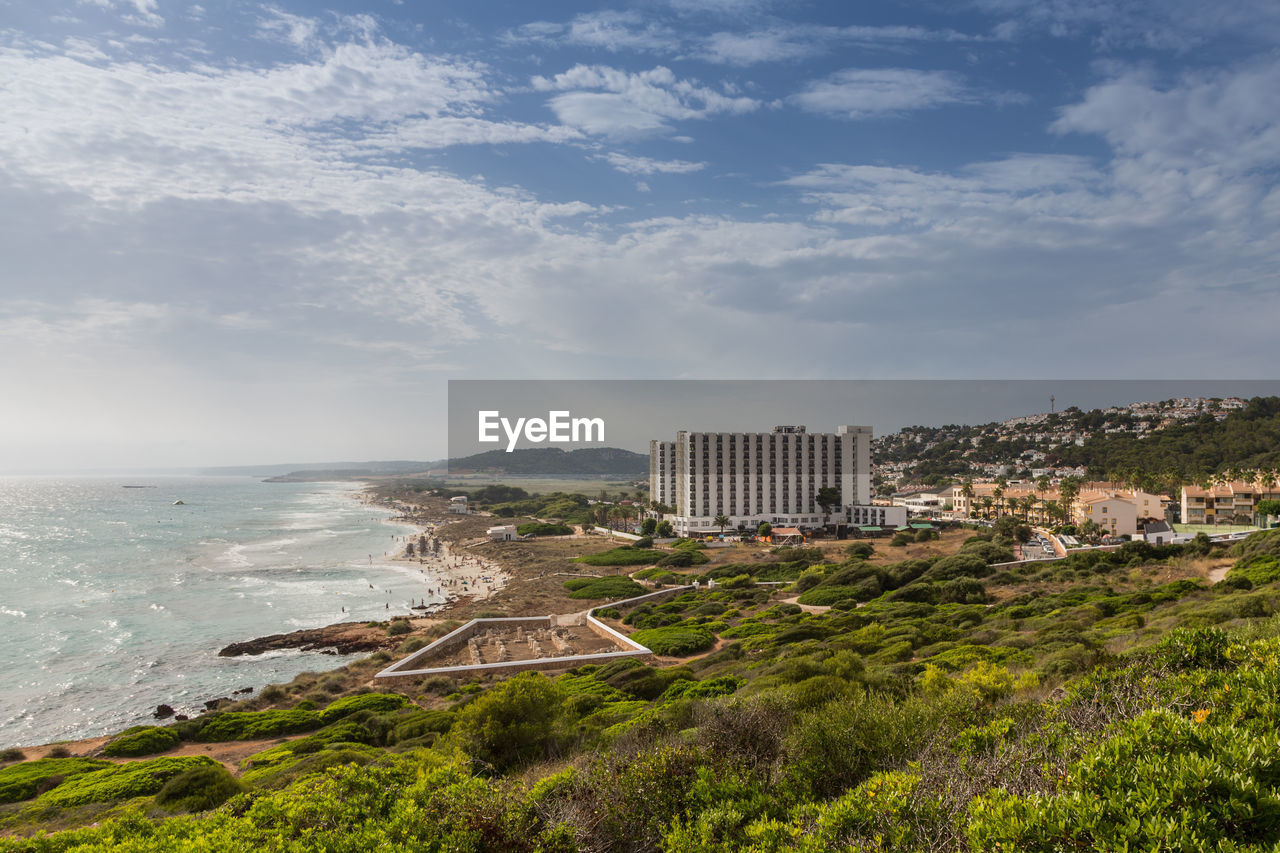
[0,758,111,804]
[319,692,412,725]
[102,726,180,757]
[925,553,992,581]
[629,626,716,656]
[38,756,220,807]
[564,576,646,599]
[448,673,572,772]
[1155,626,1231,671]
[939,578,988,604]
[960,540,1016,564]
[0,748,25,763]
[387,619,412,636]
[658,549,710,567]
[517,522,573,537]
[574,548,665,567]
[196,709,322,742]
[633,536,654,548]
[846,542,875,559]
[797,585,867,606]
[154,763,244,812]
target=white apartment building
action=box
[650,425,876,535]
[649,440,678,510]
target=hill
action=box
[876,395,1280,489]
[444,446,647,478]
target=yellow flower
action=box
[1193,709,1210,724]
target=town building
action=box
[950,481,1167,537]
[486,525,519,541]
[650,424,880,536]
[1181,480,1280,526]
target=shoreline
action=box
[7,488,516,756]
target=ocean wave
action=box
[1,607,26,618]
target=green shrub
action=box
[1156,626,1231,671]
[447,673,572,772]
[0,748,24,763]
[387,619,412,636]
[516,522,573,536]
[797,585,867,606]
[657,549,710,567]
[630,626,716,656]
[574,547,665,567]
[319,692,411,724]
[154,764,244,812]
[563,576,646,599]
[959,540,1016,564]
[389,709,456,745]
[195,709,322,742]
[1230,555,1280,587]
[102,725,180,757]
[0,757,111,804]
[38,756,220,807]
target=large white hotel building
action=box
[650,425,899,535]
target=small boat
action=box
[173,500,185,505]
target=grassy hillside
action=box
[5,530,1280,851]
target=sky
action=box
[1,0,1278,470]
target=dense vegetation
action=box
[7,530,1280,850]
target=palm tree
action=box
[960,479,975,518]
[714,514,730,536]
[981,496,994,518]
[1059,476,1081,524]
[992,485,1005,518]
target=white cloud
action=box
[564,10,681,53]
[792,68,977,119]
[77,0,163,28]
[599,152,707,175]
[701,24,973,66]
[973,0,1280,50]
[532,64,758,136]
[257,6,319,50]
[1052,62,1280,175]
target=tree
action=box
[757,522,772,537]
[992,485,1005,518]
[1256,499,1280,526]
[815,486,842,528]
[655,520,674,538]
[640,518,657,536]
[714,514,730,535]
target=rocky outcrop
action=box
[218,622,394,657]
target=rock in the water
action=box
[174,714,189,721]
[233,686,254,695]
[204,697,233,711]
[153,704,175,719]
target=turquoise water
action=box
[0,476,440,748]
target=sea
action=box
[0,475,442,748]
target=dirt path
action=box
[14,732,323,776]
[781,595,831,614]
